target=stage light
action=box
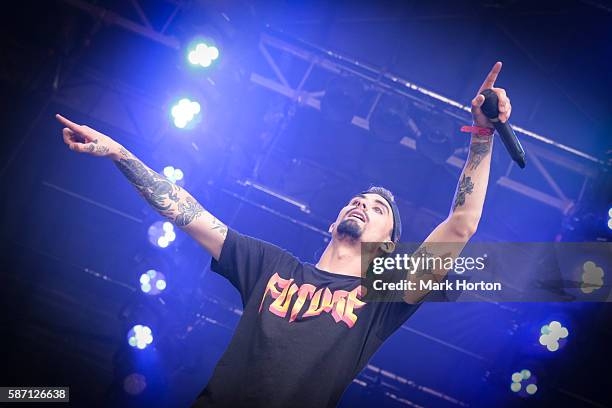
[140,269,167,296]
[148,221,177,249]
[171,98,201,129]
[163,166,184,184]
[510,369,537,397]
[607,207,612,230]
[127,325,154,350]
[123,373,147,396]
[539,320,569,352]
[580,261,604,294]
[187,42,220,68]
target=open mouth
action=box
[347,210,367,223]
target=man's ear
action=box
[328,223,335,234]
[380,241,396,254]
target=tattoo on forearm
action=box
[412,246,434,277]
[175,196,204,226]
[453,175,474,210]
[114,150,202,226]
[211,217,228,238]
[467,138,492,170]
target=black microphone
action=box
[480,89,526,168]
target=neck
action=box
[316,236,366,278]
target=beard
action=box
[336,219,363,240]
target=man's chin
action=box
[336,219,363,240]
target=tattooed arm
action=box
[56,114,228,260]
[402,62,511,303]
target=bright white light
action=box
[156,279,166,290]
[580,261,604,294]
[157,236,169,248]
[171,98,201,129]
[539,321,569,351]
[162,166,185,184]
[127,325,154,349]
[187,42,220,68]
[208,46,219,60]
[511,369,537,397]
[139,269,166,295]
[148,221,177,249]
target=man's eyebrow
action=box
[350,194,391,214]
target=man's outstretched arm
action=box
[55,114,227,260]
[403,62,511,303]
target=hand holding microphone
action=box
[470,62,526,168]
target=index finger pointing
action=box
[55,114,82,131]
[478,61,502,92]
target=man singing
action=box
[56,62,511,408]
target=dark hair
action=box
[361,186,402,242]
[364,186,395,204]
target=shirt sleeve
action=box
[210,228,293,306]
[374,299,422,341]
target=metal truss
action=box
[250,30,603,214]
[61,0,183,50]
[59,0,605,213]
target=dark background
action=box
[1,1,611,407]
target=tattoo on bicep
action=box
[453,175,474,210]
[174,196,204,226]
[467,140,491,170]
[211,217,228,238]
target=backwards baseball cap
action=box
[359,186,402,243]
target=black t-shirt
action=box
[192,229,423,408]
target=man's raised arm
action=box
[402,62,511,303]
[56,114,227,260]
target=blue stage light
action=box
[580,261,604,294]
[171,98,201,129]
[127,325,154,350]
[140,269,167,296]
[510,369,537,397]
[187,42,220,68]
[539,320,569,351]
[607,207,612,230]
[148,221,177,249]
[163,166,184,184]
